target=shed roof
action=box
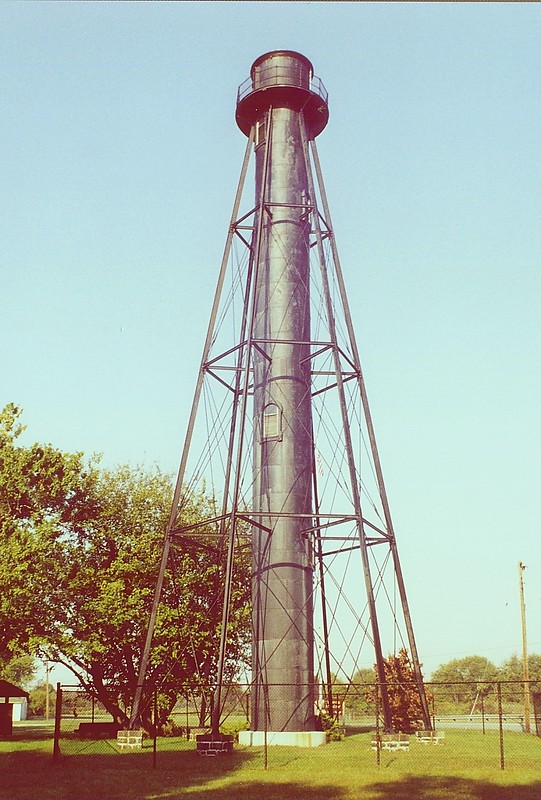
[0,679,29,699]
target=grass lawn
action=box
[1,725,541,799]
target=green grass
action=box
[2,725,541,799]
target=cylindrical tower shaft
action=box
[237,51,329,733]
[252,106,314,732]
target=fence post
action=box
[153,688,158,769]
[264,698,268,771]
[53,682,62,763]
[497,681,505,770]
[481,696,485,735]
[375,683,381,767]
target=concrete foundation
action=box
[196,733,234,756]
[238,730,326,748]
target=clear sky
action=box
[2,1,540,680]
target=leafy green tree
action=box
[44,465,251,731]
[343,667,375,715]
[430,655,498,712]
[499,654,541,684]
[499,654,541,705]
[0,655,36,689]
[0,404,251,732]
[0,403,98,665]
[27,681,56,718]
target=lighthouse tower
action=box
[237,52,327,741]
[131,51,431,745]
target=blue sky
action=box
[2,2,540,680]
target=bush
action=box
[318,711,345,742]
[157,718,183,737]
[220,719,249,742]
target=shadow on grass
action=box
[4,733,541,800]
[344,724,373,735]
[150,781,345,800]
[1,745,348,800]
[8,722,55,741]
[367,776,541,800]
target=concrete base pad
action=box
[238,730,326,747]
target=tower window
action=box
[263,403,282,440]
[255,116,267,148]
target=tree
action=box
[430,655,498,712]
[0,655,36,689]
[499,654,541,684]
[499,654,541,704]
[0,404,251,732]
[27,681,56,718]
[0,403,98,665]
[375,649,424,733]
[43,465,251,731]
[343,667,376,715]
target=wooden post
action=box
[518,561,531,733]
[153,689,158,769]
[53,683,62,763]
[375,684,381,767]
[497,682,505,771]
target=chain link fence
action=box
[51,680,541,773]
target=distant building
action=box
[0,679,29,735]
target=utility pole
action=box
[45,659,50,721]
[518,561,531,733]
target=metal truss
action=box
[130,117,432,734]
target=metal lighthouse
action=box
[239,51,326,740]
[131,51,431,744]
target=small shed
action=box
[0,679,29,736]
